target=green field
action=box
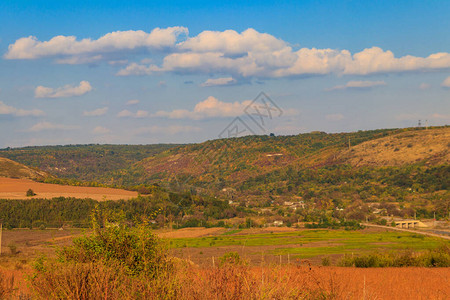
[168,229,449,259]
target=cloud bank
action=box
[7,28,450,80]
[5,27,188,64]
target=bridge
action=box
[394,220,426,229]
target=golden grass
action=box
[0,177,137,201]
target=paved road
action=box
[362,223,450,241]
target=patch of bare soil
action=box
[0,177,137,201]
[157,227,227,239]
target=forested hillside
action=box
[0,144,179,183]
[0,126,448,228]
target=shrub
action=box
[321,256,331,266]
[218,252,247,266]
[7,243,18,255]
[59,224,170,277]
[26,188,36,197]
[338,246,450,268]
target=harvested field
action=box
[0,177,137,201]
[158,227,227,238]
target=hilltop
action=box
[108,126,449,192]
[0,157,49,180]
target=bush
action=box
[218,252,247,266]
[59,224,170,277]
[26,188,36,197]
[338,246,450,268]
[321,256,331,266]
[7,243,18,255]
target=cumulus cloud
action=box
[441,76,450,88]
[325,113,345,121]
[133,125,202,135]
[35,81,92,98]
[5,27,188,64]
[200,77,237,87]
[154,96,253,120]
[0,101,45,117]
[119,32,450,78]
[126,99,140,105]
[92,126,111,135]
[8,27,450,78]
[117,109,148,118]
[326,80,386,91]
[83,107,108,117]
[28,121,80,132]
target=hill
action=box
[0,157,49,180]
[112,126,449,191]
[0,144,179,183]
[1,127,448,215]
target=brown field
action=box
[158,227,228,238]
[0,177,138,201]
[1,228,449,299]
[1,264,449,299]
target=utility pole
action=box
[0,221,2,256]
[348,138,351,150]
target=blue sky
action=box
[0,0,449,147]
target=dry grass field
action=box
[1,264,449,299]
[339,127,450,167]
[0,177,137,201]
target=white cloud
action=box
[8,27,450,78]
[419,83,431,90]
[133,125,202,135]
[120,42,450,78]
[126,99,140,106]
[325,113,345,121]
[179,28,287,54]
[117,110,134,117]
[117,109,148,118]
[154,96,252,120]
[326,80,386,91]
[200,77,237,87]
[92,126,111,135]
[441,76,450,88]
[154,95,298,120]
[83,107,108,117]
[35,81,92,98]
[0,101,45,117]
[28,121,80,132]
[5,27,188,64]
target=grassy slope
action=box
[0,157,50,180]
